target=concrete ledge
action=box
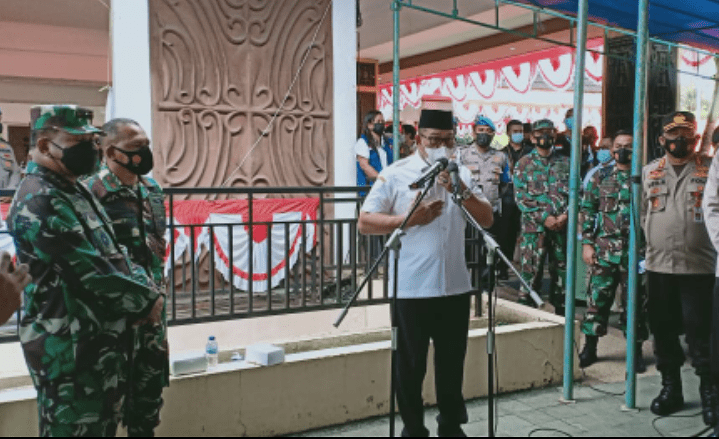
[0,297,579,436]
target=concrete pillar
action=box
[110,0,153,140]
[333,1,358,221]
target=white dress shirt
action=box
[361,151,487,299]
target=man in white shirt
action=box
[359,96,493,437]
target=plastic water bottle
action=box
[206,336,219,369]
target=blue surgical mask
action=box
[511,133,524,144]
[565,117,574,131]
[597,149,612,164]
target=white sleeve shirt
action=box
[355,137,388,170]
[361,152,487,299]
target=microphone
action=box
[409,158,448,190]
[446,162,461,198]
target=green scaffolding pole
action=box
[625,0,650,411]
[392,1,401,163]
[562,0,589,403]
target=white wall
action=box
[110,0,153,139]
[333,0,358,220]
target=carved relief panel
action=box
[149,0,334,197]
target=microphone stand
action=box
[449,191,544,438]
[334,173,439,438]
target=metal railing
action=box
[0,186,485,343]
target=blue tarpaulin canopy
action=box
[515,0,719,52]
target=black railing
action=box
[0,187,485,343]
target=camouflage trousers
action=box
[124,314,170,437]
[37,377,123,437]
[518,230,567,307]
[581,262,649,341]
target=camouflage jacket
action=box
[7,164,160,397]
[85,167,166,286]
[581,165,631,264]
[513,148,570,233]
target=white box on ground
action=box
[170,351,208,376]
[246,344,285,366]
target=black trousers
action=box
[394,293,471,436]
[476,211,504,276]
[499,199,522,271]
[711,279,719,383]
[647,271,714,376]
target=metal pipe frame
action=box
[562,0,589,403]
[395,0,719,82]
[626,0,651,411]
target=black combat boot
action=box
[650,371,684,416]
[578,335,599,369]
[635,343,647,374]
[700,376,719,427]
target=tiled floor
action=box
[295,367,713,437]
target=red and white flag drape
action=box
[164,198,319,292]
[378,38,605,131]
[0,199,320,293]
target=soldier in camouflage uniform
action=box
[8,105,164,437]
[514,119,570,313]
[85,118,168,437]
[578,130,648,371]
[457,115,510,278]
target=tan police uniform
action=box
[457,146,508,213]
[642,155,716,275]
[0,139,21,189]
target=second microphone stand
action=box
[450,187,543,438]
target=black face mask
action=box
[536,134,555,150]
[664,136,693,159]
[615,148,632,165]
[113,146,154,175]
[373,123,385,136]
[476,133,493,148]
[50,139,99,176]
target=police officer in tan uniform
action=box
[457,115,510,278]
[0,108,21,190]
[642,111,718,425]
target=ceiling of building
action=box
[358,1,553,63]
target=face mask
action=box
[511,133,524,145]
[424,146,454,163]
[664,136,693,159]
[476,133,493,148]
[536,134,555,150]
[565,117,574,131]
[113,146,154,175]
[373,123,385,136]
[50,139,99,176]
[596,149,613,164]
[614,149,632,165]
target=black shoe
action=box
[437,425,467,437]
[635,343,647,374]
[402,426,430,437]
[700,377,719,427]
[579,335,599,369]
[650,372,684,416]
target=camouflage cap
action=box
[30,105,101,135]
[532,119,555,131]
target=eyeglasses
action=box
[424,136,455,147]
